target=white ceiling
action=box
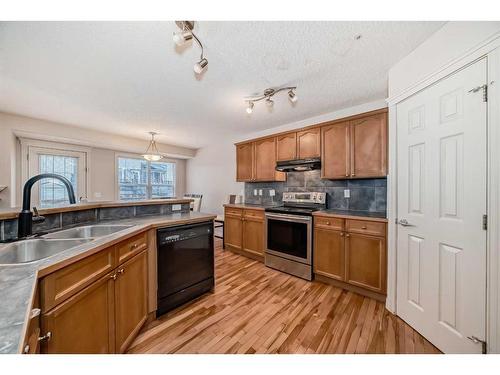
[0,21,444,149]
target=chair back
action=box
[183,193,203,212]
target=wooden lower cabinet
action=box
[345,233,386,293]
[224,206,264,260]
[39,233,150,354]
[313,228,345,281]
[242,217,264,257]
[114,251,148,353]
[313,215,387,298]
[41,273,115,354]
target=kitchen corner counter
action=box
[0,211,216,354]
[313,209,387,222]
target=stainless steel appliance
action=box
[156,222,214,317]
[265,192,326,280]
[275,158,321,172]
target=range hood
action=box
[275,158,321,172]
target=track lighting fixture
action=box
[173,21,208,75]
[244,86,297,114]
[246,101,254,114]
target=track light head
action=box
[246,101,254,114]
[194,58,208,74]
[288,89,298,103]
[173,30,193,46]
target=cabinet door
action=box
[321,122,350,179]
[236,142,254,181]
[345,233,386,293]
[313,228,345,281]
[115,250,148,353]
[276,132,297,161]
[224,214,242,250]
[350,113,387,178]
[254,137,278,181]
[242,217,264,257]
[297,128,320,159]
[41,273,115,354]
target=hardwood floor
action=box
[127,239,440,354]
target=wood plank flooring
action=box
[128,239,440,354]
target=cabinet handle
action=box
[38,332,52,342]
[326,221,330,225]
[340,232,344,237]
[345,233,350,238]
[351,173,356,177]
[345,173,349,177]
[117,268,124,275]
[361,226,367,229]
[130,243,138,250]
[110,273,117,280]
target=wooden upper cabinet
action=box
[236,142,254,182]
[297,128,320,159]
[321,122,350,179]
[114,251,148,353]
[276,132,297,161]
[350,113,387,178]
[254,137,283,181]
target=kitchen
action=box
[0,3,499,373]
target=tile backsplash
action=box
[244,170,386,213]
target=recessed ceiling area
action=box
[0,21,445,149]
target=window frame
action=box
[20,138,90,208]
[115,153,176,201]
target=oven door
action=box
[265,213,312,265]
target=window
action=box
[117,157,175,200]
[22,140,88,208]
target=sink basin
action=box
[0,238,93,265]
[43,225,133,239]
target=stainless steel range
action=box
[264,192,326,280]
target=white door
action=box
[27,146,87,207]
[396,58,488,353]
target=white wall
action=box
[186,99,387,215]
[0,112,194,208]
[389,21,500,99]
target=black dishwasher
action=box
[157,221,214,317]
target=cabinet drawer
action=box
[314,216,344,231]
[40,247,116,312]
[116,232,148,265]
[243,209,264,220]
[346,219,386,236]
[225,207,243,217]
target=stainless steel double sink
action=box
[0,225,133,265]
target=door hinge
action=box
[467,336,487,354]
[483,214,488,230]
[469,84,488,102]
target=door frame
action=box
[386,37,500,353]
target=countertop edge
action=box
[223,204,267,211]
[312,211,388,222]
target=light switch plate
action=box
[258,189,263,196]
[172,204,182,211]
[94,192,102,198]
[344,189,350,198]
[269,189,275,197]
[254,189,258,196]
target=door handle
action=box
[398,219,415,227]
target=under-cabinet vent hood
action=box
[275,158,321,172]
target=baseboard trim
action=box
[315,274,387,303]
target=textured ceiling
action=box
[0,21,444,148]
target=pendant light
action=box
[142,132,163,161]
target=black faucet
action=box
[18,173,76,239]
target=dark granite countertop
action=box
[314,209,387,221]
[223,203,280,210]
[0,211,216,354]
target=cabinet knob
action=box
[326,221,330,225]
[117,268,124,275]
[351,173,356,177]
[340,232,344,237]
[130,243,138,250]
[361,226,367,229]
[345,233,350,238]
[345,173,349,177]
[110,273,117,280]
[38,332,52,342]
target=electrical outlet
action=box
[258,189,263,196]
[172,204,182,211]
[94,192,102,198]
[269,189,275,197]
[254,189,258,196]
[344,189,350,198]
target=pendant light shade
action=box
[142,132,163,161]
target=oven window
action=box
[267,218,308,260]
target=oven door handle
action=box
[265,213,312,223]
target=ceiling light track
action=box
[173,21,208,75]
[245,86,297,114]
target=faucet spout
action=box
[18,173,76,238]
